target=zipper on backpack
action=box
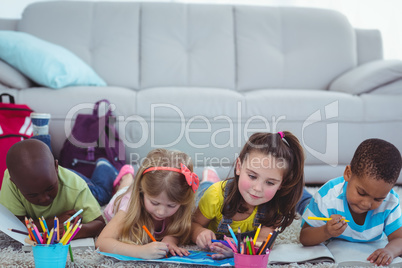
[72,158,96,166]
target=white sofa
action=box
[1,1,402,184]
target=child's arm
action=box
[367,227,402,266]
[299,214,347,246]
[191,208,216,249]
[96,210,169,259]
[161,235,189,257]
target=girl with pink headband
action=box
[97,148,198,259]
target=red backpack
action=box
[0,93,33,188]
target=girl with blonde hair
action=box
[96,148,198,259]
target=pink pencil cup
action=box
[234,252,269,268]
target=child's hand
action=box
[167,244,190,257]
[324,214,347,238]
[367,248,394,266]
[209,242,234,259]
[142,241,169,259]
[196,229,216,250]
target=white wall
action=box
[1,0,401,60]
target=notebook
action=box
[268,240,402,267]
[0,204,95,251]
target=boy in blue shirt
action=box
[300,138,402,266]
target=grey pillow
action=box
[329,59,402,95]
[0,59,33,89]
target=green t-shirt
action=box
[0,166,101,223]
[198,181,258,233]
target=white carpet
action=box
[0,186,400,267]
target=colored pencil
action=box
[142,225,156,242]
[41,216,49,235]
[227,225,238,246]
[55,217,60,241]
[308,216,350,223]
[142,225,167,257]
[66,224,82,245]
[32,224,43,244]
[253,224,261,244]
[246,237,253,255]
[264,227,280,252]
[38,217,47,235]
[211,239,231,248]
[223,235,238,253]
[47,228,54,245]
[8,228,29,236]
[237,227,241,251]
[64,209,83,225]
[257,233,272,255]
[59,225,73,245]
[31,227,42,244]
[250,240,256,255]
[64,219,81,245]
[24,217,34,240]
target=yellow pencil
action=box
[63,219,81,245]
[38,218,47,234]
[308,216,350,223]
[47,228,54,245]
[59,225,73,245]
[253,224,261,244]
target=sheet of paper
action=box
[0,204,27,244]
[99,250,234,266]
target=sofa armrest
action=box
[329,59,402,95]
[0,59,34,89]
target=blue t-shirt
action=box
[302,176,402,242]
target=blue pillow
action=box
[0,31,106,89]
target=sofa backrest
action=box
[18,2,375,90]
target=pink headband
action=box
[142,163,199,193]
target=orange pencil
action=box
[142,225,167,257]
[258,233,272,255]
[142,225,156,241]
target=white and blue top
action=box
[302,176,402,242]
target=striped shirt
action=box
[302,176,402,242]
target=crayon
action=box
[308,216,350,223]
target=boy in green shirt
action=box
[0,139,105,239]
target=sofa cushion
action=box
[0,59,33,89]
[0,31,106,89]
[329,60,402,95]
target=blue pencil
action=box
[227,225,238,246]
[64,209,83,224]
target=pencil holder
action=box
[234,252,269,268]
[32,243,69,268]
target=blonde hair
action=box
[116,148,196,245]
